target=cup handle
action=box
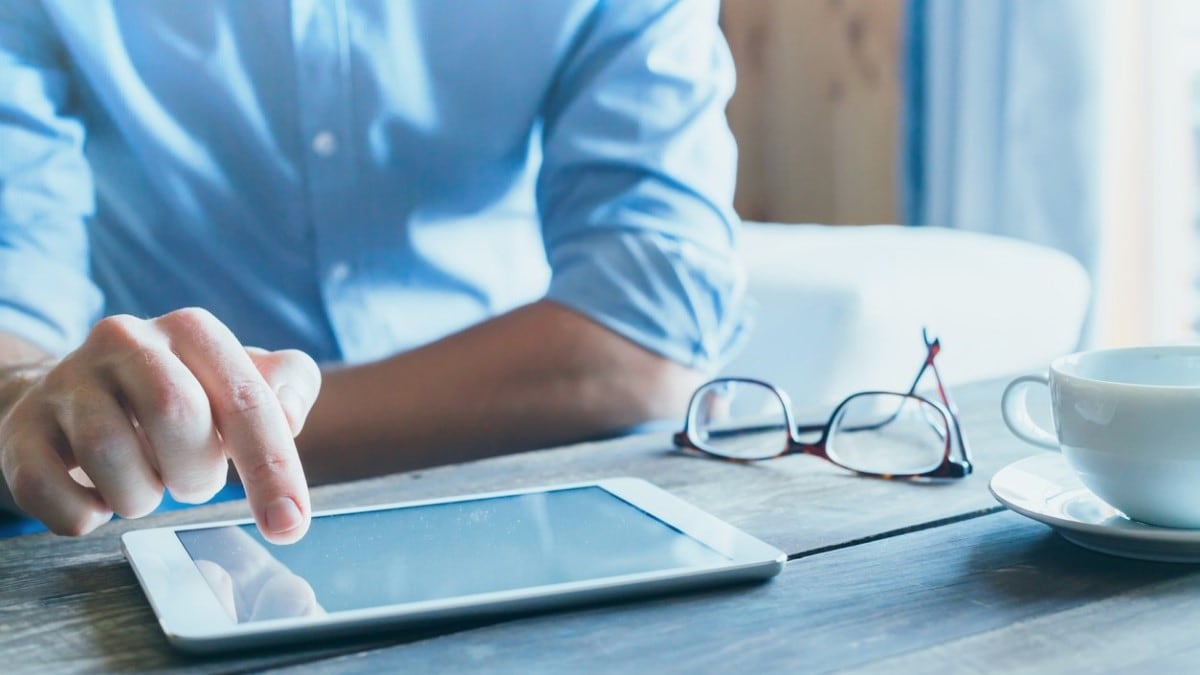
[1001,374,1059,450]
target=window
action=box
[1095,0,1200,347]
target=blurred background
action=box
[720,0,1200,350]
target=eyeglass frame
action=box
[672,329,973,480]
[902,328,972,475]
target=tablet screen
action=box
[176,486,729,623]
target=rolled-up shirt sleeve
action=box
[537,0,747,372]
[0,2,102,356]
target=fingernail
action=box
[265,496,303,535]
[275,384,306,435]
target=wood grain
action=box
[722,0,903,225]
[266,512,1198,673]
[0,377,1038,672]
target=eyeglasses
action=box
[673,330,973,479]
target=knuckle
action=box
[48,384,99,431]
[64,402,128,463]
[158,307,219,335]
[40,357,105,398]
[88,314,145,351]
[106,345,206,427]
[220,380,275,417]
[243,451,292,484]
[149,379,207,428]
[88,325,172,380]
[75,428,122,470]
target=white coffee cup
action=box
[1002,345,1200,529]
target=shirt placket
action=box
[291,0,360,360]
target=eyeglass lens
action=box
[690,382,950,474]
[826,393,948,475]
[690,380,789,460]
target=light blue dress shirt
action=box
[0,0,746,372]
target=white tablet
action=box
[121,477,786,653]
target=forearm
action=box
[297,300,705,484]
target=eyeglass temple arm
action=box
[905,329,939,395]
[918,330,959,412]
[925,333,973,459]
[917,329,974,470]
[722,332,944,437]
[678,423,801,441]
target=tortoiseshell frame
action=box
[672,329,973,480]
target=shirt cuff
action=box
[544,229,749,372]
[0,248,101,355]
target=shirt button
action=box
[312,131,338,158]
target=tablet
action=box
[121,477,785,653]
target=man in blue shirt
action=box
[0,1,745,542]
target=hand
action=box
[0,308,321,543]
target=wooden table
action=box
[4,377,1198,673]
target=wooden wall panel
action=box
[721,0,904,225]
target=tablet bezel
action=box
[121,477,786,653]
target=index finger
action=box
[157,309,310,543]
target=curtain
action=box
[903,0,1107,276]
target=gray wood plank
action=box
[0,377,1041,673]
[265,512,1200,674]
[296,374,1033,556]
[838,544,1200,673]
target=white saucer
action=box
[990,454,1200,563]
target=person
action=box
[0,1,746,543]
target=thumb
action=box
[245,347,322,437]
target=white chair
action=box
[723,223,1091,412]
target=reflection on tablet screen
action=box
[177,487,728,623]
